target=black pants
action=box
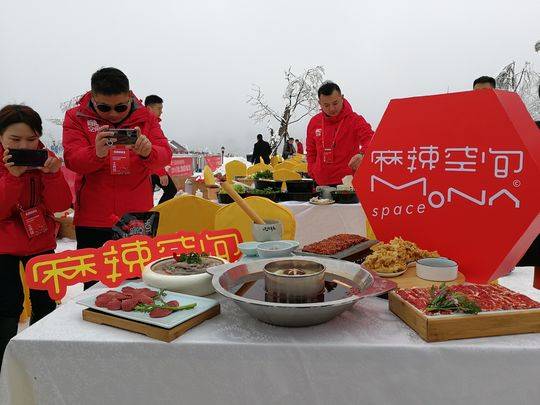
[151,174,177,205]
[0,251,56,370]
[76,226,114,290]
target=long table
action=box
[1,267,539,405]
[279,201,367,245]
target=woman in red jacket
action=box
[0,105,72,369]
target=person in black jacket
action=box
[251,134,271,164]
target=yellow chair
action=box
[215,196,296,242]
[246,163,273,176]
[274,161,296,171]
[203,165,216,186]
[19,263,31,323]
[366,219,376,240]
[273,169,302,181]
[292,162,308,173]
[270,155,283,167]
[152,195,220,235]
[225,160,247,182]
[290,154,305,162]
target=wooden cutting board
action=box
[384,265,466,289]
[389,291,540,342]
[82,304,220,342]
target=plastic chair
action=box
[151,195,220,235]
[291,162,308,173]
[270,155,283,167]
[203,165,216,186]
[366,219,377,240]
[19,263,32,323]
[246,163,273,176]
[273,169,302,181]
[273,161,296,171]
[225,160,247,182]
[215,196,296,242]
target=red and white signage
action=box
[353,90,540,283]
[168,156,193,177]
[205,155,222,171]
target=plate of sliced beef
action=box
[78,281,219,329]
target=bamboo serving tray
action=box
[82,304,220,342]
[389,291,540,342]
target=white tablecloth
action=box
[1,268,539,405]
[281,202,367,246]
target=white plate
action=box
[375,269,407,278]
[77,281,219,329]
[361,264,407,278]
[309,198,335,205]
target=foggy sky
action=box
[1,0,539,155]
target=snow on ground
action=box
[213,156,252,175]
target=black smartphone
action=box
[108,128,139,145]
[8,149,49,167]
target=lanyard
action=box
[322,118,345,150]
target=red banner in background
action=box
[168,156,193,177]
[61,166,77,204]
[205,155,222,171]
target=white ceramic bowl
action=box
[281,240,300,250]
[238,242,261,256]
[257,241,296,258]
[142,256,227,296]
[415,258,458,282]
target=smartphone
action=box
[107,128,139,145]
[8,149,49,167]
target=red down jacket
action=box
[0,146,72,256]
[62,92,172,227]
[306,99,374,186]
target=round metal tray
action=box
[208,257,396,327]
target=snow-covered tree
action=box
[248,66,325,154]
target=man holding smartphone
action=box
[62,68,172,288]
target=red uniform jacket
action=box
[0,146,72,256]
[62,92,172,227]
[306,99,374,185]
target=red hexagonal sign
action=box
[353,90,540,283]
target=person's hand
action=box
[159,175,169,187]
[41,154,63,174]
[2,148,28,177]
[95,125,115,158]
[348,153,364,172]
[132,127,152,158]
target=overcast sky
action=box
[1,0,539,155]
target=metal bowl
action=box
[264,259,326,302]
[209,257,397,327]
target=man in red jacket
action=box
[295,139,304,154]
[306,81,374,185]
[62,68,172,288]
[145,94,178,205]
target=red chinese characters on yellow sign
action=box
[26,229,242,300]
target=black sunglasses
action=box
[93,99,131,113]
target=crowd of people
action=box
[0,68,538,371]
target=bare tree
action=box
[47,94,84,127]
[248,66,325,154]
[496,61,540,119]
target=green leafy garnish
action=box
[425,283,481,315]
[253,170,274,180]
[133,288,197,313]
[173,252,206,264]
